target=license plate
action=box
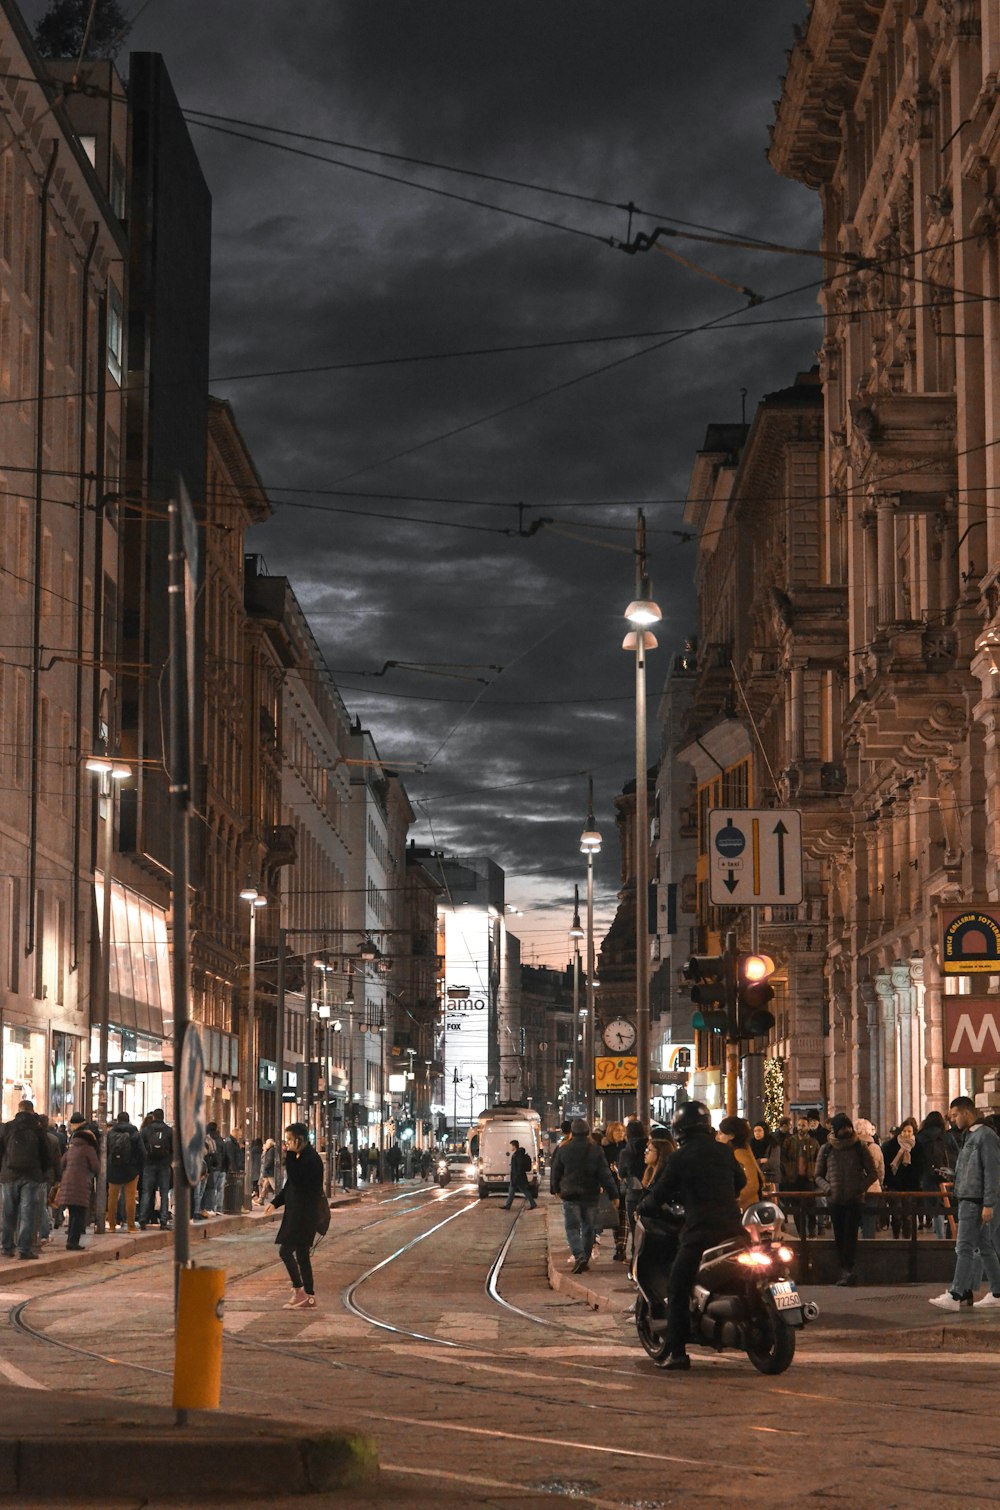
[769,1281,801,1311]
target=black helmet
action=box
[671,1100,712,1143]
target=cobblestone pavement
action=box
[3,1183,1000,1508]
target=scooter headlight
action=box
[776,1245,793,1263]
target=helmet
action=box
[671,1100,712,1143]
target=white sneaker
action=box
[929,1291,971,1310]
[974,1291,1000,1308]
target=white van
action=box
[474,1105,541,1200]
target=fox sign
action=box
[944,998,1000,1067]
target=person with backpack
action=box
[503,1138,537,1209]
[0,1099,53,1259]
[139,1109,173,1229]
[202,1122,226,1214]
[105,1110,145,1232]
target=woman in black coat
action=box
[268,1123,324,1309]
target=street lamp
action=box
[239,882,266,1207]
[579,778,601,1126]
[85,748,131,1236]
[314,958,335,1196]
[569,887,584,1107]
[623,507,660,1124]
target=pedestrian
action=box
[643,1100,745,1371]
[267,1122,323,1310]
[916,1110,954,1237]
[0,1100,53,1259]
[203,1122,227,1213]
[855,1118,885,1239]
[718,1116,763,1211]
[257,1138,276,1206]
[138,1109,173,1229]
[36,1115,63,1244]
[502,1139,537,1209]
[807,1112,828,1146]
[602,1121,629,1261]
[930,1096,1000,1311]
[882,1117,923,1238]
[617,1120,649,1263]
[60,1124,99,1250]
[367,1144,380,1183]
[56,1122,69,1154]
[386,1142,402,1183]
[223,1131,244,1176]
[337,1143,354,1192]
[106,1110,145,1232]
[249,1137,263,1199]
[419,1148,433,1182]
[549,1118,620,1274]
[780,1116,819,1235]
[814,1114,876,1285]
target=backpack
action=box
[6,1120,43,1175]
[203,1133,219,1171]
[146,1122,170,1162]
[107,1126,133,1165]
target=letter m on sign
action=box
[944,998,1000,1067]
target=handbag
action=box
[596,1192,618,1230]
[315,1191,331,1237]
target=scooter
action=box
[436,1158,451,1187]
[633,1198,819,1375]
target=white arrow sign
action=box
[708,809,803,906]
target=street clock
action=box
[602,1017,637,1053]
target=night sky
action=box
[28,0,819,962]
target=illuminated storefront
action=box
[93,878,173,1123]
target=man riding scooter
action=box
[642,1100,745,1371]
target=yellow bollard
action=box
[173,1266,225,1411]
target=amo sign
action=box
[944,997,1000,1067]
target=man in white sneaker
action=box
[930,1097,1000,1312]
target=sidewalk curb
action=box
[0,1196,358,1282]
[542,1206,1000,1349]
[0,1405,378,1499]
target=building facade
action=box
[769,0,1000,1121]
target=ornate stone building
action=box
[769,0,1000,1122]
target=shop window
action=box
[3,1023,47,1119]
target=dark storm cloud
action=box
[20,0,817,959]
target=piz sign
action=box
[944,997,1000,1067]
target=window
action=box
[18,325,31,422]
[38,693,48,801]
[13,670,26,786]
[40,528,52,616]
[110,151,126,220]
[107,286,122,382]
[0,156,13,265]
[20,183,32,296]
[15,503,28,595]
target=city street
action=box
[3,1186,999,1508]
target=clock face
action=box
[603,1017,636,1053]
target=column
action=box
[876,494,896,627]
[920,948,947,1108]
[891,959,914,1121]
[874,972,896,1128]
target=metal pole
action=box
[274,929,286,1194]
[167,493,192,1431]
[304,953,314,1144]
[242,902,257,1209]
[94,770,113,1235]
[585,848,596,1127]
[633,512,651,1126]
[325,1016,333,1198]
[572,936,580,1106]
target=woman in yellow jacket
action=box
[718,1116,762,1210]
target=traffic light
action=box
[683,952,736,1035]
[737,952,776,1038]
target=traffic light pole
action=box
[724,930,740,1117]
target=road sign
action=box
[944,997,1000,1066]
[708,809,803,906]
[941,905,1000,975]
[177,1022,206,1187]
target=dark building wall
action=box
[118,53,211,880]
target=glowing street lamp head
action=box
[624,597,662,629]
[580,828,602,854]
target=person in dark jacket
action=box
[815,1114,877,1285]
[916,1111,954,1237]
[337,1143,355,1191]
[60,1126,99,1250]
[617,1121,649,1265]
[549,1118,620,1273]
[105,1110,145,1232]
[36,1116,64,1244]
[643,1100,745,1371]
[0,1100,52,1259]
[882,1118,924,1238]
[267,1123,323,1308]
[503,1139,537,1209]
[139,1110,173,1230]
[249,1138,263,1197]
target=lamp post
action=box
[239,882,266,1208]
[569,887,584,1107]
[85,749,131,1236]
[623,508,661,1125]
[580,777,602,1126]
[315,959,334,1197]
